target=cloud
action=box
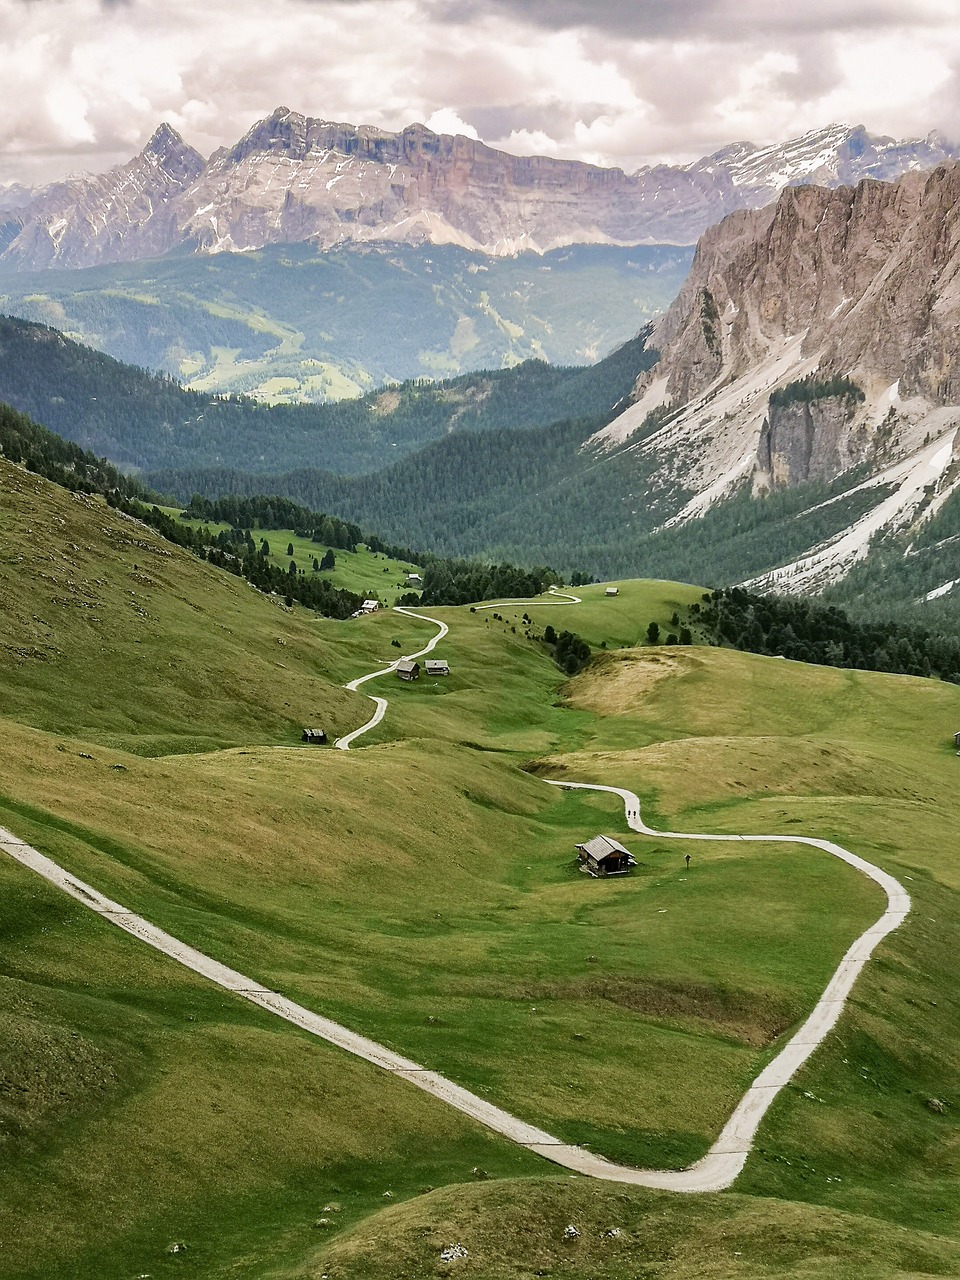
[1,0,959,189]
[424,107,479,138]
[434,0,951,41]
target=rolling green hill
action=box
[0,241,691,401]
[1,457,959,1278]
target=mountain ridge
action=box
[3,110,959,269]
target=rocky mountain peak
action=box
[141,122,205,182]
[590,163,960,592]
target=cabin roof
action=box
[396,659,419,672]
[576,834,634,861]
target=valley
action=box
[1,459,959,1278]
[0,243,689,401]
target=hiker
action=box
[685,854,691,869]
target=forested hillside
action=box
[152,435,892,593]
[0,315,650,474]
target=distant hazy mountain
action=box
[0,242,690,400]
[2,110,957,269]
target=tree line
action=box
[697,587,960,683]
[769,374,866,410]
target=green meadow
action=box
[1,462,959,1279]
[169,508,422,601]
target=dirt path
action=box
[1,598,911,1192]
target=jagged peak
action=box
[139,122,205,181]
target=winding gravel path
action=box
[1,598,911,1192]
[334,607,448,749]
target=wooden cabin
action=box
[301,728,327,744]
[396,659,420,681]
[360,599,380,614]
[604,586,619,597]
[425,659,450,676]
[575,835,637,878]
[955,730,960,750]
[405,573,424,587]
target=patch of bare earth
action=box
[567,649,700,716]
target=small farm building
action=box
[396,659,420,681]
[301,728,327,744]
[605,587,619,597]
[955,730,960,749]
[575,835,637,877]
[360,599,379,614]
[405,573,424,587]
[425,659,450,676]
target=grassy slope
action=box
[169,511,421,601]
[1,474,959,1278]
[0,457,363,751]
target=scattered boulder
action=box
[563,1224,580,1240]
[440,1243,469,1262]
[926,1097,948,1114]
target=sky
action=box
[2,0,960,187]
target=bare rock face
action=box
[4,124,205,270]
[757,397,862,487]
[631,162,960,413]
[3,111,958,270]
[590,161,960,591]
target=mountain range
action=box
[138,163,960,616]
[2,109,958,269]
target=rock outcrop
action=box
[757,396,864,488]
[2,111,958,270]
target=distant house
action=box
[301,728,327,744]
[405,573,424,587]
[575,835,637,877]
[425,659,450,676]
[396,659,420,681]
[955,730,960,749]
[360,599,380,614]
[604,586,619,597]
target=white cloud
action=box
[424,108,479,139]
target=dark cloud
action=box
[467,101,609,143]
[435,0,944,42]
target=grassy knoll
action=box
[2,471,960,1277]
[298,1177,960,1279]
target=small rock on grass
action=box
[440,1243,469,1262]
